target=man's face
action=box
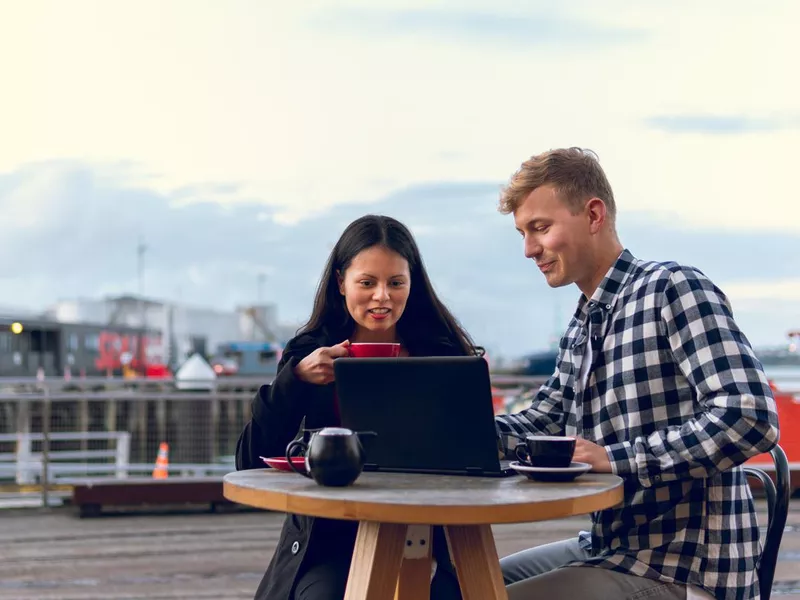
[513,184,594,290]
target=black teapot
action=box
[285,427,376,487]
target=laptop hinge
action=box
[364,463,379,471]
[465,467,484,476]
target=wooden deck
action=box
[1,501,799,599]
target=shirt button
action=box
[605,304,611,309]
[291,541,301,555]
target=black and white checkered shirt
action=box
[496,249,779,600]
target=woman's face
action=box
[338,245,411,342]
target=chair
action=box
[744,445,790,600]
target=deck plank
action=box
[0,500,796,598]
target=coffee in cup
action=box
[515,435,576,469]
[348,343,401,358]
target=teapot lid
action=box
[318,427,353,436]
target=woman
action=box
[236,214,480,600]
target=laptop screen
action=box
[333,356,505,475]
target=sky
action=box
[1,1,798,358]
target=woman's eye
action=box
[359,281,373,287]
[391,281,405,287]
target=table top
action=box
[223,469,624,525]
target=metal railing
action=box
[0,378,263,506]
[1,370,795,509]
[0,374,546,507]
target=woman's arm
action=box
[235,338,319,470]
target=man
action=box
[494,147,779,600]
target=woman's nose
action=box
[372,284,390,301]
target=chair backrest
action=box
[744,445,790,600]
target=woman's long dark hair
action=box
[298,215,478,356]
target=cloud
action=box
[1,162,799,358]
[644,115,799,135]
[170,182,243,206]
[1,3,799,361]
[718,278,800,302]
[312,8,646,47]
[1,2,798,235]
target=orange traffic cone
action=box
[152,442,169,479]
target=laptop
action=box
[333,355,515,477]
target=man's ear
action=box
[586,198,607,234]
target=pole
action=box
[137,237,147,372]
[257,273,266,304]
[550,299,561,349]
[138,237,146,298]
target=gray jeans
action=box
[501,538,688,600]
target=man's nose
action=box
[524,237,542,260]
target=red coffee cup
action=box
[348,343,401,358]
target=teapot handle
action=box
[285,439,312,479]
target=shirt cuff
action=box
[494,418,520,459]
[604,441,636,476]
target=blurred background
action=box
[1,2,799,597]
[1,1,798,376]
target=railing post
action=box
[41,386,51,509]
[16,396,32,484]
[210,395,219,464]
[16,430,33,485]
[116,432,131,480]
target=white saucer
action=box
[510,461,591,473]
[510,461,592,482]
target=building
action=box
[46,295,285,368]
[0,314,157,377]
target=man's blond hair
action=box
[498,147,616,221]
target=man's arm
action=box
[603,267,779,487]
[495,366,567,458]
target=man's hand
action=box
[294,340,351,385]
[574,438,612,473]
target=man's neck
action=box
[578,239,624,300]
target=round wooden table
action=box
[224,469,624,600]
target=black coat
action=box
[235,328,466,600]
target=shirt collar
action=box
[574,249,638,319]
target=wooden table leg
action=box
[395,525,432,600]
[445,524,508,600]
[345,521,407,600]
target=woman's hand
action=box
[294,340,351,385]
